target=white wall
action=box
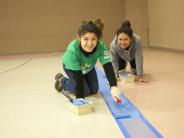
[0,0,124,55]
[148,0,184,50]
[125,0,148,46]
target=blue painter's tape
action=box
[118,117,162,138]
[95,70,131,118]
[140,115,163,138]
[96,67,163,138]
[105,97,130,119]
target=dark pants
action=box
[118,57,136,74]
[61,67,99,97]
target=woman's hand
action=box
[135,76,149,83]
[111,86,122,103]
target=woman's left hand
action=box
[135,76,149,83]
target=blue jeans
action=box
[61,66,99,97]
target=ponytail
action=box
[117,20,133,38]
[94,18,104,32]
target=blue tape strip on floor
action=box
[96,68,163,138]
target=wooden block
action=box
[119,71,135,83]
[66,100,95,115]
[121,74,135,83]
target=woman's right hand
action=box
[134,76,149,83]
[111,86,122,103]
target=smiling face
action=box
[117,32,132,49]
[78,32,98,52]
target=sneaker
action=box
[54,73,64,92]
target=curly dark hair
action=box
[78,19,104,39]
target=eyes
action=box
[79,32,98,44]
[82,37,97,42]
[118,33,131,43]
[118,37,129,42]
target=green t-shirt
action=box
[62,39,110,74]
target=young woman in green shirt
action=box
[55,19,122,102]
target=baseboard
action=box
[148,46,184,54]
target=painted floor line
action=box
[96,68,163,138]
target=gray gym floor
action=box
[0,48,184,138]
